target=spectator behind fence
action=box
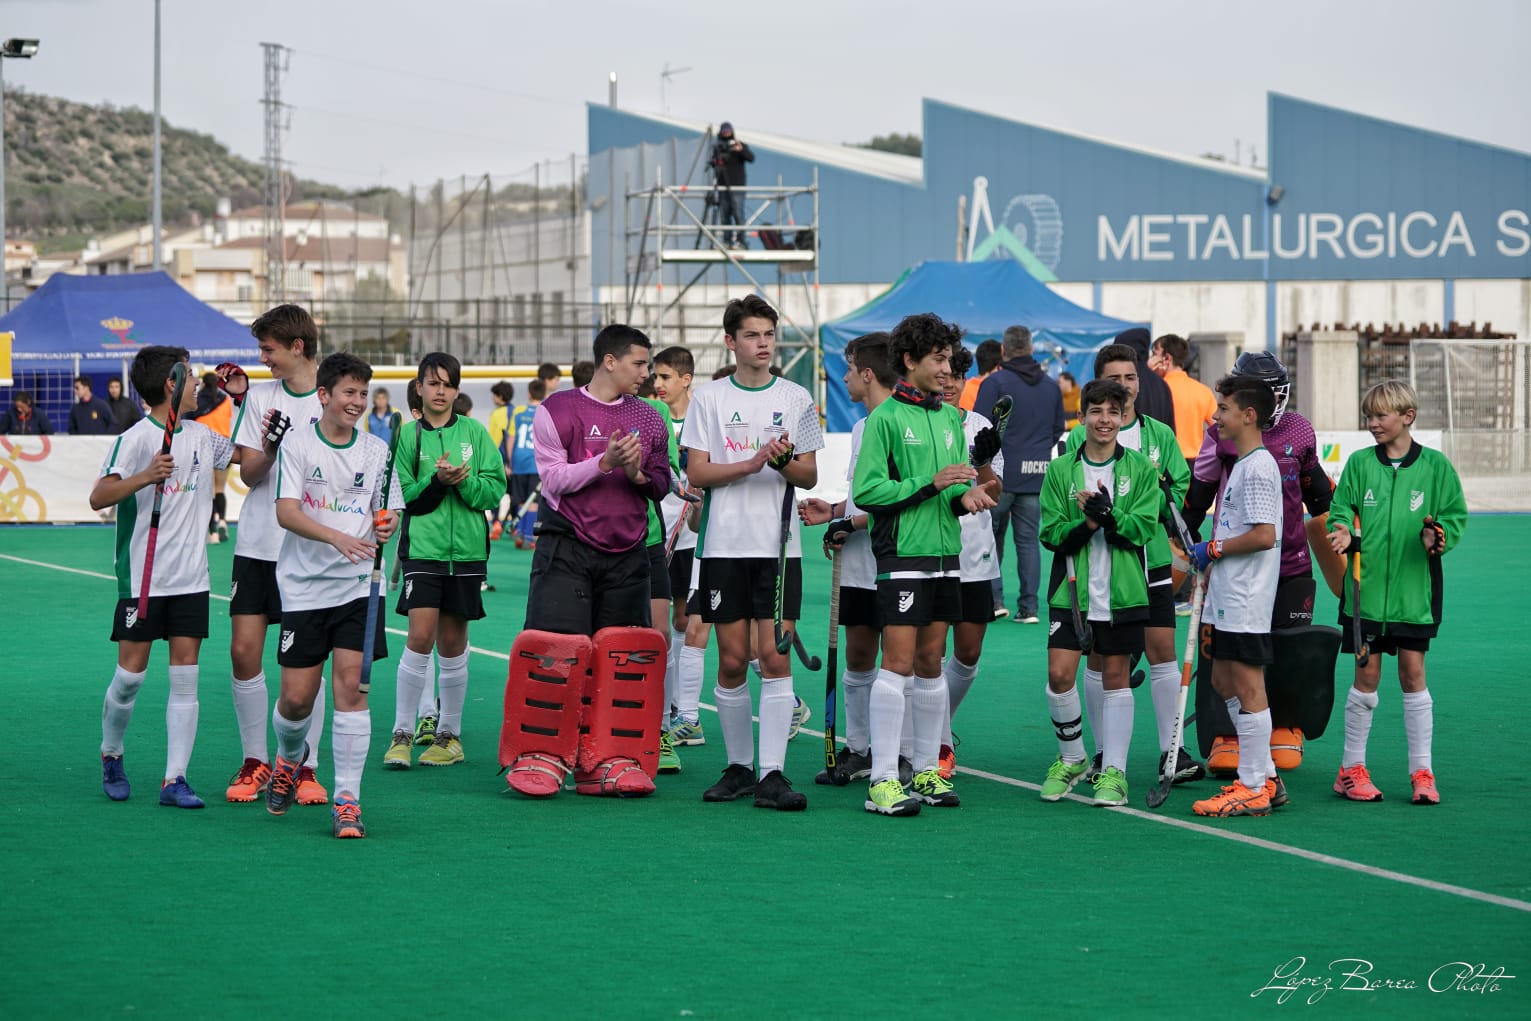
[69,376,117,435]
[365,387,396,445]
[105,378,143,434]
[1,390,54,434]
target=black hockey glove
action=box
[969,425,1001,467]
[263,409,293,447]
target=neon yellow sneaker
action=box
[1039,757,1089,802]
[864,777,921,816]
[383,731,413,770]
[418,731,465,767]
[658,731,682,774]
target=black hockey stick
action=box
[359,412,403,694]
[137,362,190,620]
[772,483,821,669]
[823,552,842,772]
[1065,553,1093,654]
[1146,571,1205,808]
[1349,551,1369,668]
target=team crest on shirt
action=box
[1148,445,1159,463]
[1410,490,1425,511]
[460,443,473,460]
[192,451,202,470]
[280,630,295,652]
[771,412,783,427]
[902,426,922,446]
[898,591,914,613]
[944,429,954,450]
[1117,476,1132,497]
[352,472,367,490]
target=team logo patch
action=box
[1284,444,1294,456]
[1410,490,1425,512]
[353,472,367,488]
[902,426,921,445]
[771,412,783,427]
[710,590,723,610]
[405,580,414,599]
[1148,445,1159,463]
[460,443,473,460]
[280,630,296,653]
[1363,488,1377,507]
[310,466,324,480]
[1049,620,1061,636]
[944,429,954,450]
[898,590,914,613]
[589,424,604,437]
[192,451,202,469]
[230,581,239,600]
[124,606,139,629]
[1117,476,1132,497]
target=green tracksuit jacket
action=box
[397,413,507,566]
[1329,440,1467,637]
[1039,444,1162,620]
[852,393,972,577]
[643,397,679,548]
[1064,412,1188,571]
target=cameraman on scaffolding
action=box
[710,121,754,249]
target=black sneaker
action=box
[1162,746,1206,785]
[702,763,757,802]
[815,746,872,786]
[898,755,914,788]
[754,770,808,811]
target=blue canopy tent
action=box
[818,260,1146,431]
[0,271,259,427]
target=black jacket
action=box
[973,355,1065,495]
[713,140,754,187]
[1115,328,1175,427]
[107,395,142,433]
[69,397,117,435]
[0,407,53,434]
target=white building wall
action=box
[1454,279,1531,341]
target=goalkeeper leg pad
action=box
[501,630,591,797]
[1267,625,1341,741]
[574,627,666,797]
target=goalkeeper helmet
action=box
[1231,351,1290,426]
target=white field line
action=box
[5,551,1527,914]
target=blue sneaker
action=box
[102,755,130,801]
[159,776,206,809]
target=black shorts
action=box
[647,542,672,602]
[1273,574,1317,630]
[1146,564,1176,629]
[509,473,539,510]
[229,555,282,620]
[877,576,961,628]
[111,592,210,643]
[279,597,388,669]
[1209,627,1274,666]
[1047,608,1144,656]
[394,560,487,620]
[1339,617,1433,656]
[668,547,695,605]
[698,557,802,624]
[840,585,881,629]
[524,534,650,634]
[959,580,997,625]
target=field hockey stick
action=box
[823,552,842,771]
[1146,571,1205,809]
[1064,554,1094,654]
[137,362,191,619]
[515,480,542,521]
[1349,550,1369,668]
[663,482,702,564]
[359,412,404,694]
[774,483,795,654]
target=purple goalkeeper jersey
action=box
[531,387,671,554]
[1192,410,1325,579]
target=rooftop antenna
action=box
[660,61,691,115]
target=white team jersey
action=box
[659,414,698,553]
[681,375,824,559]
[274,422,405,612]
[1081,456,1115,622]
[959,410,1001,582]
[101,417,233,599]
[1203,448,1282,633]
[233,379,323,562]
[1118,418,1142,452]
[838,418,876,591]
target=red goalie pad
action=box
[576,627,667,783]
[500,630,593,773]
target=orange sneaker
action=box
[295,765,329,805]
[332,796,366,839]
[225,757,272,802]
[1207,736,1240,776]
[1409,769,1440,805]
[490,520,504,541]
[1333,763,1384,802]
[1192,780,1272,817]
[1270,727,1305,771]
[937,744,956,780]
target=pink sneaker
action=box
[1334,763,1384,802]
[1410,769,1440,805]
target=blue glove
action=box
[1189,539,1222,572]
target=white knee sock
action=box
[1101,687,1134,774]
[1047,685,1085,763]
[1082,666,1104,756]
[1403,689,1433,772]
[713,683,754,769]
[757,676,794,776]
[165,665,199,781]
[394,647,431,734]
[942,656,979,748]
[1343,687,1379,767]
[677,645,705,724]
[231,671,269,763]
[1235,707,1272,790]
[417,650,438,718]
[101,666,146,757]
[1148,660,1180,752]
[869,670,908,784]
[900,681,914,760]
[666,627,685,716]
[912,674,948,774]
[332,709,370,801]
[843,668,876,755]
[303,677,326,768]
[437,651,469,736]
[273,705,309,764]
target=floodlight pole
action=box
[152,0,163,272]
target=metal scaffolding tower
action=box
[260,42,289,304]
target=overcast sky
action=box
[3,0,1527,190]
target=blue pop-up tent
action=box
[0,271,260,426]
[819,260,1146,430]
